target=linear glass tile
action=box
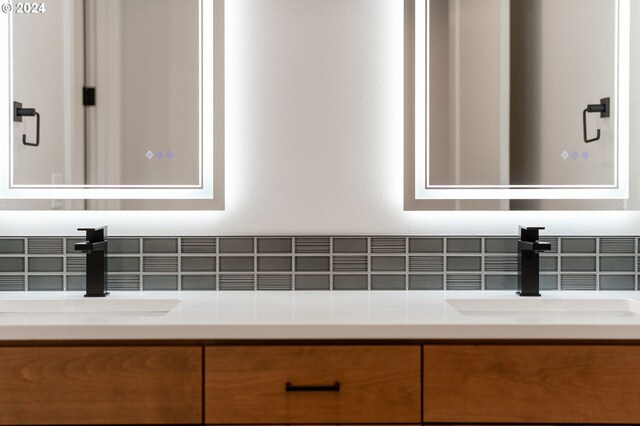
[0,275,25,291]
[11,233,640,293]
[66,276,86,291]
[333,238,367,253]
[143,256,178,273]
[370,256,406,272]
[446,274,482,290]
[371,238,406,253]
[561,238,596,253]
[447,238,481,253]
[484,256,517,272]
[28,257,63,273]
[28,238,63,254]
[371,275,406,290]
[219,257,254,272]
[484,238,517,254]
[600,237,635,254]
[295,256,330,272]
[561,257,596,272]
[540,275,558,291]
[295,275,330,290]
[107,275,141,291]
[219,274,254,290]
[408,275,444,290]
[257,257,292,272]
[599,275,635,291]
[219,238,254,254]
[333,256,368,272]
[485,275,517,290]
[257,238,292,254]
[142,238,178,254]
[0,239,24,254]
[107,257,140,273]
[181,256,216,272]
[446,257,482,272]
[0,257,24,273]
[599,256,635,272]
[540,256,558,272]
[408,238,443,253]
[65,238,84,254]
[28,276,63,291]
[333,275,368,290]
[143,275,178,291]
[257,275,292,291]
[295,237,330,253]
[409,256,444,272]
[181,237,216,254]
[560,274,597,291]
[108,238,141,254]
[182,275,216,291]
[66,257,86,273]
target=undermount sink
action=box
[0,298,180,313]
[447,298,640,316]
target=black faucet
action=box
[517,226,552,297]
[75,227,109,297]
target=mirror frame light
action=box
[413,0,630,200]
[0,0,214,199]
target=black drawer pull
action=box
[285,382,341,392]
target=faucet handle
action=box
[519,226,545,242]
[78,226,108,242]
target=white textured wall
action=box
[1,0,639,237]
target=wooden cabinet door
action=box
[424,344,640,424]
[0,346,202,425]
[205,345,421,424]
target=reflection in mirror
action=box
[1,0,217,207]
[410,0,631,209]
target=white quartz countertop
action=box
[0,291,640,341]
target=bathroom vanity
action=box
[0,291,638,425]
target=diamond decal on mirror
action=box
[156,151,164,160]
[166,150,174,159]
[145,151,154,159]
[561,151,569,160]
[571,151,579,160]
[582,151,589,160]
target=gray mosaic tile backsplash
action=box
[0,236,638,291]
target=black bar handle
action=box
[583,97,610,144]
[285,382,341,392]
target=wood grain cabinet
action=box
[204,345,422,425]
[424,344,640,425]
[2,342,638,426]
[0,346,202,425]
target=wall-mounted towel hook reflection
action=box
[583,97,610,143]
[13,101,40,147]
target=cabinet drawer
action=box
[0,346,202,425]
[205,345,421,424]
[424,345,640,424]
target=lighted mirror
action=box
[0,0,217,205]
[409,0,631,208]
